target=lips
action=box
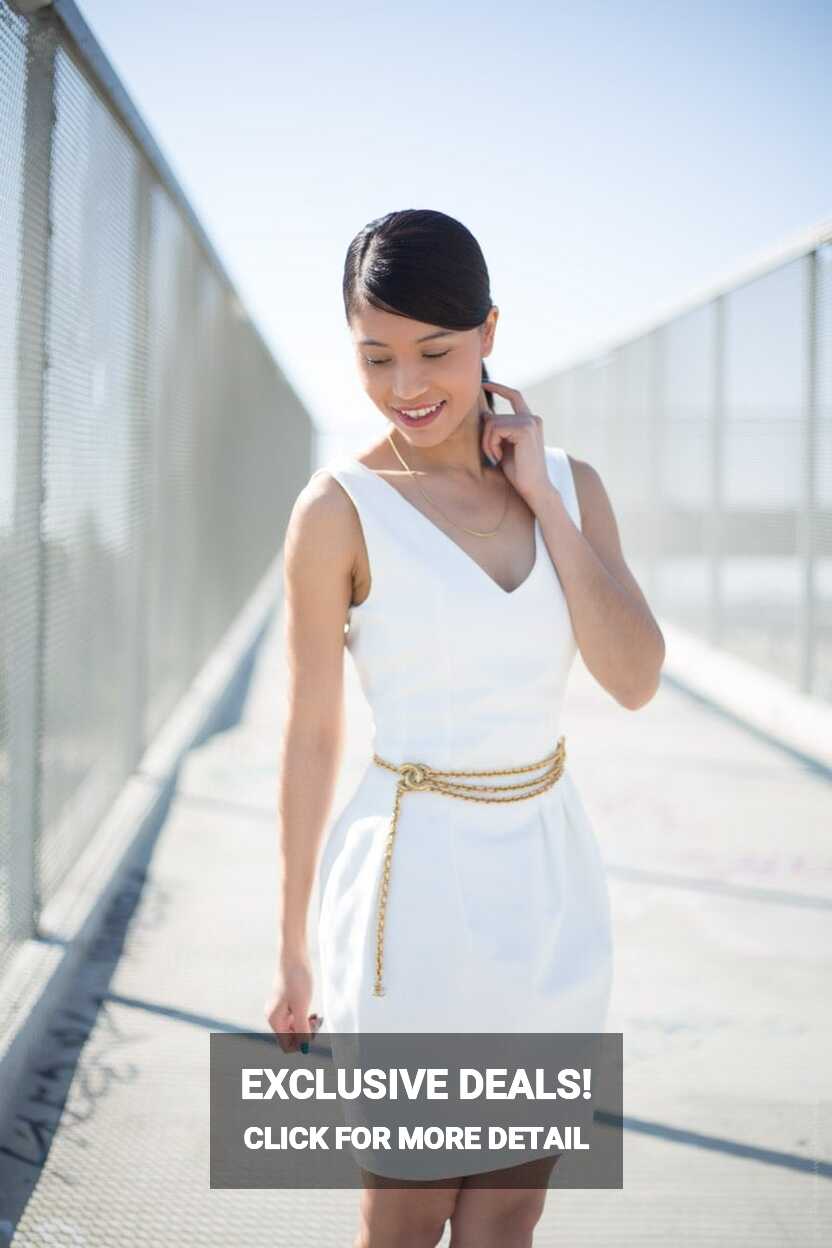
[393,399,446,426]
[396,401,446,416]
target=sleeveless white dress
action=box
[311,446,614,1039]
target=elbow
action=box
[618,678,660,711]
[618,631,666,711]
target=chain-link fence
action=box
[0,1,313,973]
[526,227,832,707]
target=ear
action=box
[480,304,499,357]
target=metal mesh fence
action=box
[0,2,313,971]
[526,233,832,707]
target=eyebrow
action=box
[358,329,456,347]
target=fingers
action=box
[481,414,528,464]
[481,418,500,466]
[266,999,295,1054]
[285,1010,322,1056]
[291,996,313,1053]
[481,380,532,415]
[265,995,314,1055]
[480,381,533,463]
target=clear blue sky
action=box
[77,0,831,442]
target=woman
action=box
[265,209,665,1245]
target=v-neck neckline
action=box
[346,456,541,598]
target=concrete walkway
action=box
[0,592,830,1245]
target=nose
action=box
[390,364,433,404]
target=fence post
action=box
[798,249,818,695]
[123,159,153,771]
[646,326,664,607]
[9,9,57,940]
[708,295,725,646]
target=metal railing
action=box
[0,1,314,971]
[525,220,832,706]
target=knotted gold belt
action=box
[369,735,567,997]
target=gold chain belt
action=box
[369,735,567,997]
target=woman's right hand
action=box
[264,953,318,1053]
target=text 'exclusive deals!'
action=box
[210,1032,623,1188]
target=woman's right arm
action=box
[264,470,358,1052]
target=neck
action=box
[388,406,490,478]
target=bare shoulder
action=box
[566,454,604,532]
[280,471,364,745]
[567,454,656,612]
[568,453,626,564]
[283,469,362,588]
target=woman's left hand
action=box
[480,381,553,510]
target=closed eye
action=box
[364,351,450,366]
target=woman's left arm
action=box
[477,381,665,710]
[534,456,666,710]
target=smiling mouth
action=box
[393,400,446,425]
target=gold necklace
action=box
[385,429,509,538]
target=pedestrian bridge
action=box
[1,2,830,1243]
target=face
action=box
[350,299,499,445]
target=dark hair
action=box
[343,209,496,420]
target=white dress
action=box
[309,447,614,1177]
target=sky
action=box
[74,0,832,451]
